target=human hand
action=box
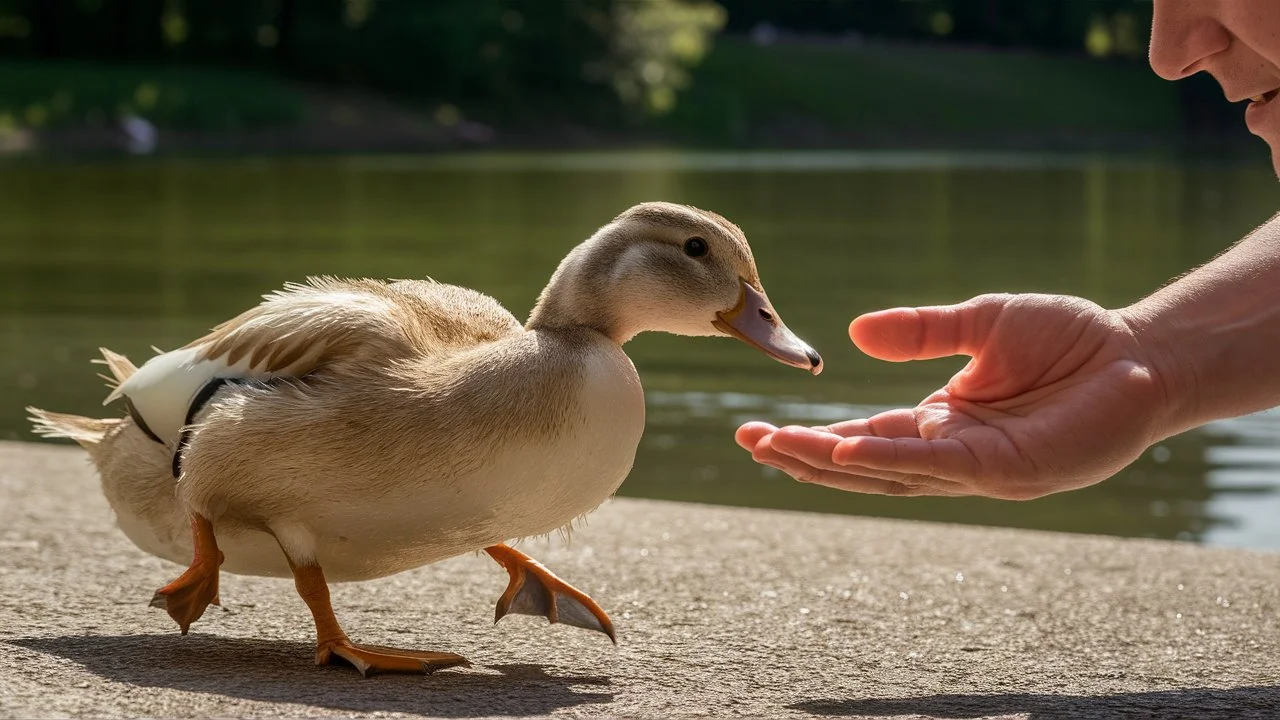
[736,294,1171,500]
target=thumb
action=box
[848,294,1011,362]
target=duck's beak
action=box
[713,279,822,375]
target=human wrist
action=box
[1112,214,1280,438]
[1114,301,1199,442]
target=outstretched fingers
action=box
[820,408,923,440]
[832,434,980,485]
[749,425,969,497]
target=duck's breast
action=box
[472,331,647,535]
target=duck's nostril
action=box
[758,308,774,323]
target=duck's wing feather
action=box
[108,276,521,447]
[189,277,420,376]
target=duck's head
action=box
[528,202,822,375]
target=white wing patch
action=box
[106,345,272,448]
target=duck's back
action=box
[199,277,523,368]
[112,277,523,449]
[383,278,523,355]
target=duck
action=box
[27,201,822,677]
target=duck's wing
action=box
[108,276,521,450]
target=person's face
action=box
[1151,0,1280,174]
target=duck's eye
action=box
[684,237,708,257]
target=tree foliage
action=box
[0,0,726,118]
[0,0,1202,138]
[719,0,1153,59]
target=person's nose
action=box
[1149,0,1231,81]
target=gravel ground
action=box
[2,440,1278,719]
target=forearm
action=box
[1121,211,1280,438]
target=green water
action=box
[4,151,1279,550]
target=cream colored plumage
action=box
[28,201,821,676]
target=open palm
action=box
[737,294,1170,499]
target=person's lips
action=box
[1249,89,1280,105]
[1244,88,1280,136]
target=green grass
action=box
[0,60,307,132]
[660,37,1182,144]
[0,41,1185,147]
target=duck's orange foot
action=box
[151,514,224,635]
[485,543,616,643]
[318,639,471,677]
[149,550,222,635]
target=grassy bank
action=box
[0,60,305,132]
[657,36,1184,146]
[0,38,1205,152]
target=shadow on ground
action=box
[792,688,1280,720]
[8,634,613,716]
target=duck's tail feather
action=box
[27,407,118,448]
[93,347,137,404]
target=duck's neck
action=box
[526,244,630,343]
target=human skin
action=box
[736,0,1280,499]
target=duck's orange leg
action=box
[290,561,470,677]
[150,513,223,634]
[484,543,616,643]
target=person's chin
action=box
[1245,101,1280,176]
[1253,128,1280,178]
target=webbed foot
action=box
[291,562,471,677]
[319,639,470,677]
[151,514,223,634]
[485,543,616,642]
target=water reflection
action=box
[1199,410,1280,550]
[641,388,1280,550]
[1,152,1277,550]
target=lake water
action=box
[3,151,1279,551]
